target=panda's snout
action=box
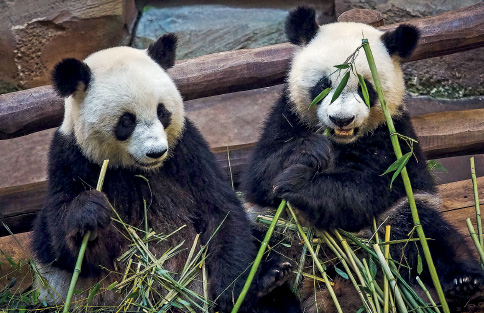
[146,147,168,159]
[329,115,355,128]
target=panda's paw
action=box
[257,260,293,297]
[273,164,314,201]
[446,275,484,297]
[285,135,331,171]
[65,190,112,249]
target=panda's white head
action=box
[286,7,419,143]
[52,34,185,171]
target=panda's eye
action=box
[357,79,377,108]
[115,112,136,141]
[157,103,172,128]
[310,77,332,104]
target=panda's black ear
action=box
[382,24,420,58]
[51,58,91,97]
[285,6,319,46]
[148,33,178,69]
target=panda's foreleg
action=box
[61,190,124,273]
[245,133,331,207]
[273,164,402,231]
[379,193,484,307]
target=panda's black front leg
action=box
[63,190,123,273]
[274,165,400,231]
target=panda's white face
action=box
[59,46,185,170]
[288,22,405,143]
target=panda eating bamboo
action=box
[243,6,484,312]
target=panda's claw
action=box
[256,260,293,297]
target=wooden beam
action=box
[412,108,484,159]
[1,2,483,140]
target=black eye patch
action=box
[115,112,136,141]
[157,103,172,128]
[310,77,332,104]
[357,79,377,108]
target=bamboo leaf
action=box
[357,74,371,109]
[427,160,447,173]
[417,254,423,275]
[309,87,332,109]
[382,152,411,176]
[331,72,350,104]
[107,281,118,290]
[334,64,350,69]
[369,258,377,279]
[356,308,364,313]
[334,266,349,280]
[86,283,100,306]
[390,152,412,188]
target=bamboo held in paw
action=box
[471,156,483,248]
[362,39,449,313]
[63,159,110,313]
[231,199,287,313]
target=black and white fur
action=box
[243,7,484,311]
[31,34,299,312]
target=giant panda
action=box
[243,6,484,311]
[31,34,300,312]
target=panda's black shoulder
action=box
[47,130,100,194]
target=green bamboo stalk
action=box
[416,277,441,313]
[384,225,391,313]
[286,204,344,313]
[466,218,484,266]
[63,159,109,313]
[231,199,287,313]
[373,244,407,313]
[321,232,372,312]
[362,39,449,313]
[363,258,382,313]
[471,157,483,248]
[332,230,376,313]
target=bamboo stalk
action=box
[384,225,391,313]
[416,277,441,313]
[363,258,382,313]
[466,218,484,266]
[321,232,372,312]
[63,159,109,313]
[362,39,449,313]
[286,204,344,313]
[373,244,407,313]
[231,199,287,313]
[471,157,483,248]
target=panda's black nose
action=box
[146,148,168,159]
[329,116,355,128]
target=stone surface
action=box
[334,0,484,98]
[134,2,336,60]
[0,0,137,91]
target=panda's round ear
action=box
[148,33,178,69]
[51,58,91,97]
[285,6,319,46]
[381,24,420,58]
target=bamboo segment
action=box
[466,218,484,266]
[63,159,109,313]
[286,204,344,313]
[470,156,483,248]
[231,199,287,313]
[362,39,449,313]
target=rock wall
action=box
[0,0,137,92]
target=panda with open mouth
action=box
[243,6,484,312]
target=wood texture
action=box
[1,2,484,140]
[413,108,484,159]
[337,9,384,27]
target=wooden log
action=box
[412,108,484,159]
[337,9,384,27]
[1,2,483,140]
